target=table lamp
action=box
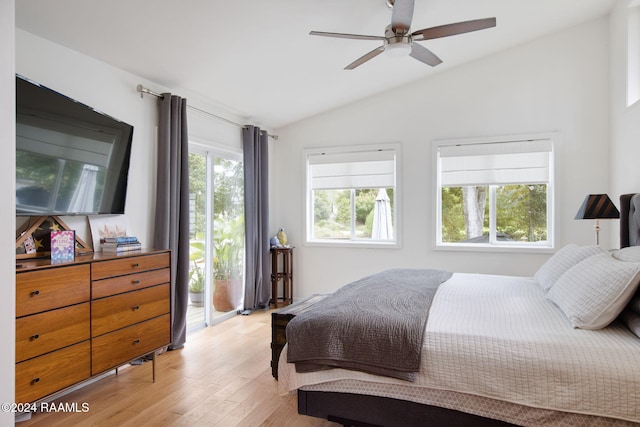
[575,194,620,245]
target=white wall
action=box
[610,0,640,245]
[16,30,243,248]
[1,0,16,423]
[272,17,612,298]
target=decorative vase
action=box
[277,228,288,246]
[213,278,243,312]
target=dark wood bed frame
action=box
[297,390,517,427]
[296,194,638,427]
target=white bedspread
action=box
[279,273,640,425]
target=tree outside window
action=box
[441,184,547,244]
[312,188,395,240]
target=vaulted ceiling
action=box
[16,0,616,129]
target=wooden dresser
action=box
[15,250,171,404]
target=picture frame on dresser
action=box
[16,216,92,259]
[88,214,131,251]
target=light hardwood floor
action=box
[17,310,337,426]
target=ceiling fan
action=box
[310,0,496,70]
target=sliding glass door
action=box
[188,146,244,330]
[187,150,207,331]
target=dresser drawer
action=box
[92,267,170,299]
[16,341,90,404]
[16,303,90,363]
[91,314,170,375]
[16,265,90,317]
[92,284,170,337]
[92,253,170,281]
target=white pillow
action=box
[546,253,640,329]
[534,244,604,292]
[611,245,640,262]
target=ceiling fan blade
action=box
[412,17,496,41]
[391,0,415,34]
[409,43,442,67]
[345,46,385,70]
[309,31,385,41]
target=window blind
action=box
[439,139,552,187]
[308,149,395,190]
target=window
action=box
[305,144,399,246]
[628,0,640,107]
[435,136,554,250]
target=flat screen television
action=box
[16,75,134,216]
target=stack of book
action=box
[101,236,142,253]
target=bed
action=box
[278,194,640,427]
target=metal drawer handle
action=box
[30,290,40,297]
[31,377,40,385]
[131,280,141,285]
[133,339,140,345]
[132,263,140,268]
[132,305,140,311]
[30,334,39,341]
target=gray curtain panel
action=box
[243,125,270,311]
[153,93,189,349]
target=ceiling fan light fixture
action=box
[384,42,411,58]
[310,0,496,70]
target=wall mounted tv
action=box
[16,75,134,216]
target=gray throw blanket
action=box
[286,268,452,381]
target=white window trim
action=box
[628,0,640,108]
[303,143,402,249]
[432,133,556,254]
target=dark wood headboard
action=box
[620,194,640,248]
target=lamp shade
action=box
[575,194,620,219]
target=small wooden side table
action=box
[270,246,293,308]
[271,294,327,378]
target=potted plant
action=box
[213,212,244,311]
[188,262,205,306]
[188,241,205,307]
